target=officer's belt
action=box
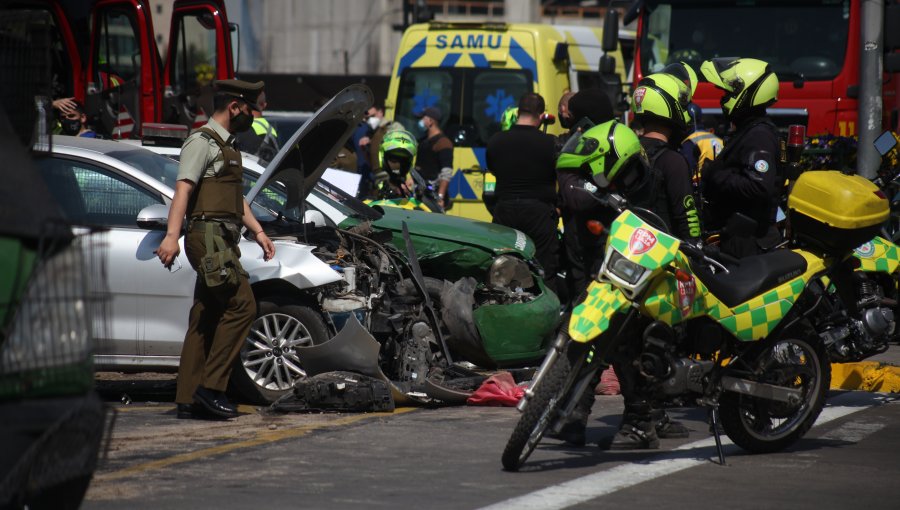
[188,218,242,241]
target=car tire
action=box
[229,298,330,405]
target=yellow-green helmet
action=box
[631,72,692,132]
[556,120,647,190]
[500,106,518,131]
[700,57,778,119]
[378,129,417,170]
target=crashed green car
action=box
[245,86,561,370]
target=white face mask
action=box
[418,118,427,131]
[367,116,380,130]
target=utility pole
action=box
[858,0,884,178]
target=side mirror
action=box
[303,209,327,228]
[602,8,619,53]
[137,203,170,230]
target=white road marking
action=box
[818,421,886,443]
[480,392,891,510]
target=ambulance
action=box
[385,20,627,221]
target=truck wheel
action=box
[229,298,330,404]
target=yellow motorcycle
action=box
[501,170,889,471]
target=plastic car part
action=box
[268,371,394,413]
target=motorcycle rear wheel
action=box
[720,335,830,454]
[501,338,587,471]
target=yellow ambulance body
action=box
[386,21,626,222]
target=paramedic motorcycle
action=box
[502,170,891,471]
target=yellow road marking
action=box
[111,404,258,414]
[94,407,418,481]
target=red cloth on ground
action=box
[595,367,621,395]
[466,372,525,407]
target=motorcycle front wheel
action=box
[501,337,589,471]
[720,335,830,454]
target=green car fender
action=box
[472,278,561,364]
[569,281,630,343]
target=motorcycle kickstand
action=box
[707,405,727,466]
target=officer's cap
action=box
[214,79,265,111]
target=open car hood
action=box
[245,84,372,209]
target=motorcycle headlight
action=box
[488,255,535,290]
[606,249,645,285]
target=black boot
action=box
[610,412,660,450]
[652,408,689,439]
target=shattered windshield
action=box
[640,0,850,81]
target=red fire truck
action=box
[12,0,235,139]
[626,0,900,136]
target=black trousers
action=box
[492,198,560,295]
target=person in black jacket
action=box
[556,88,616,299]
[487,92,560,294]
[699,58,782,258]
[630,71,702,243]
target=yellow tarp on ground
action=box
[830,362,900,392]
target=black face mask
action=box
[559,114,574,130]
[230,110,253,133]
[60,117,82,135]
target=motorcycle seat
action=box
[692,250,808,308]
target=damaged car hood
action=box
[368,207,536,259]
[245,84,372,210]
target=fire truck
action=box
[626,0,900,137]
[8,0,235,139]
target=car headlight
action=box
[488,255,535,290]
[606,249,646,285]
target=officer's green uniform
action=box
[175,80,262,405]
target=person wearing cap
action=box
[486,92,560,295]
[235,90,279,166]
[414,106,454,208]
[155,79,276,421]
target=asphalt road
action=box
[82,389,900,509]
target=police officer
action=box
[155,79,276,420]
[488,92,560,295]
[699,58,782,257]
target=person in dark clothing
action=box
[553,80,698,449]
[556,88,617,298]
[631,72,702,243]
[699,57,782,258]
[487,92,560,294]
[414,106,454,209]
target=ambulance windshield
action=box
[395,67,532,147]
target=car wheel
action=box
[229,298,330,404]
